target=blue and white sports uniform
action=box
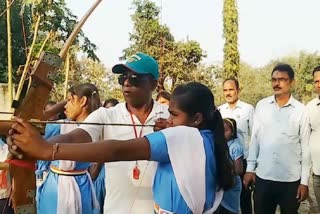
[145,129,217,213]
[220,139,243,213]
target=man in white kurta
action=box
[307,66,320,207]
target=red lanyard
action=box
[129,112,144,138]
[129,110,144,179]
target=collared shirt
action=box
[79,102,169,214]
[306,97,320,175]
[218,100,254,158]
[246,96,311,185]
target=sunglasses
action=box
[118,74,151,87]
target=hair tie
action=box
[91,91,97,96]
[224,118,235,134]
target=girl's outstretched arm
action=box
[8,117,151,162]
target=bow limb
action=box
[13,14,41,108]
[59,0,103,59]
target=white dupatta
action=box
[161,126,223,214]
[57,123,99,214]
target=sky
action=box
[65,0,320,68]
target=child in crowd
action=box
[156,90,171,106]
[216,118,243,214]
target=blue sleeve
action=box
[145,131,170,163]
[44,124,61,139]
[37,124,60,176]
[231,142,244,161]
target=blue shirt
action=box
[247,96,311,185]
[221,139,243,213]
[145,129,216,213]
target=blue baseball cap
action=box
[112,52,159,80]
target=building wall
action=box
[0,84,14,120]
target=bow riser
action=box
[10,52,61,214]
[14,52,62,120]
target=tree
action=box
[223,0,239,79]
[238,63,272,105]
[0,0,32,83]
[49,57,122,102]
[6,0,13,102]
[122,0,205,91]
[0,0,99,84]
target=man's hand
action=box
[243,172,256,190]
[154,118,172,132]
[296,184,309,202]
[8,117,51,160]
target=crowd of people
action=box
[0,52,319,214]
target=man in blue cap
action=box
[24,52,169,214]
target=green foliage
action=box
[238,63,272,105]
[223,0,239,79]
[0,1,32,83]
[49,58,121,102]
[1,0,100,105]
[30,0,99,61]
[122,0,205,91]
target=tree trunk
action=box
[6,0,13,106]
[156,74,165,92]
[63,51,70,99]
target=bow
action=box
[0,0,102,213]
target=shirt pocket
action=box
[236,114,249,134]
[286,116,300,137]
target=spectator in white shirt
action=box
[244,64,311,214]
[307,65,320,207]
[218,77,254,214]
[10,52,169,214]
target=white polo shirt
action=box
[306,97,320,175]
[218,100,254,159]
[79,102,169,214]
